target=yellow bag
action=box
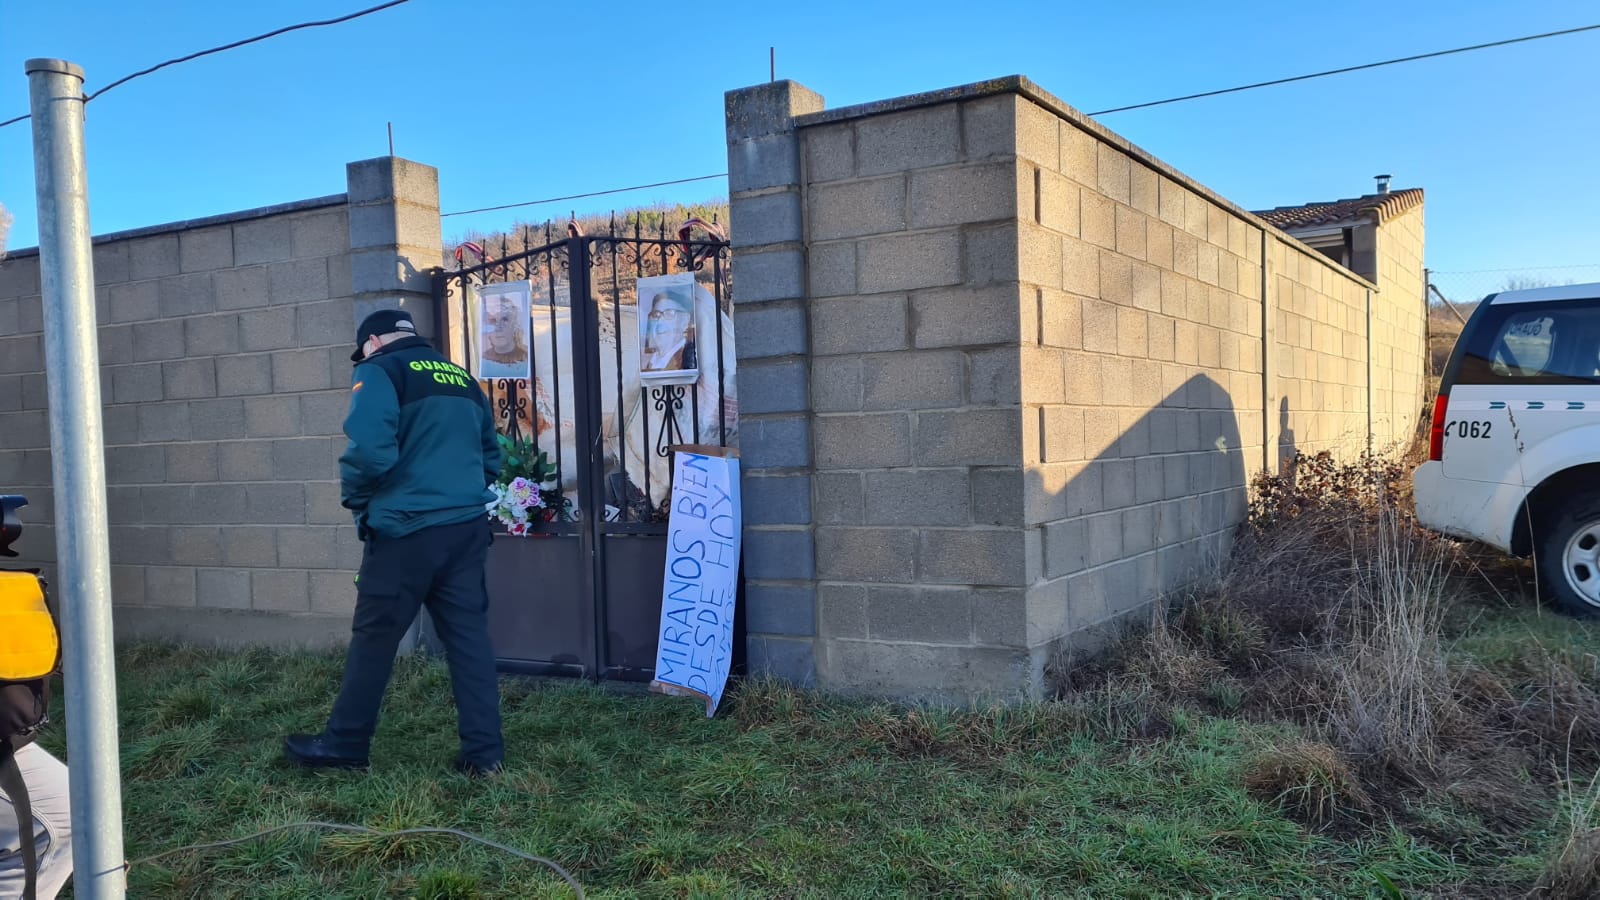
[0,571,57,681]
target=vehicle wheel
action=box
[1535,491,1600,619]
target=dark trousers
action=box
[324,517,503,765]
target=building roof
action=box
[1253,188,1424,230]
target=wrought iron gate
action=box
[433,219,739,681]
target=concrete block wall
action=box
[0,157,441,646]
[726,76,1428,701]
[1369,204,1427,446]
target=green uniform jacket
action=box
[339,336,501,539]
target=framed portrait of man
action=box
[474,280,533,381]
[637,273,699,384]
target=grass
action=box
[40,454,1600,897]
[41,615,1588,899]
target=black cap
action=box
[352,309,417,361]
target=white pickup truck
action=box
[1412,282,1600,616]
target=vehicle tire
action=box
[1535,490,1600,619]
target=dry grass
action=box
[1537,768,1600,899]
[1245,739,1374,826]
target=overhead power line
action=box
[1087,22,1600,115]
[0,0,410,129]
[439,174,730,218]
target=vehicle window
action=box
[1458,299,1600,385]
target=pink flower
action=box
[507,477,536,509]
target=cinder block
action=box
[868,586,971,643]
[741,473,812,526]
[746,635,816,686]
[253,569,310,611]
[1043,406,1085,462]
[815,527,915,582]
[1116,307,1148,358]
[740,415,809,469]
[802,123,853,183]
[268,258,330,306]
[306,481,348,525]
[859,231,961,294]
[811,294,906,355]
[170,527,224,566]
[278,526,344,569]
[162,358,217,400]
[910,284,1022,349]
[730,248,804,304]
[310,570,356,614]
[740,359,808,415]
[809,177,905,241]
[245,482,306,525]
[0,336,40,375]
[137,402,191,442]
[0,410,46,451]
[187,398,246,441]
[961,94,1018,162]
[272,438,337,481]
[1184,192,1209,240]
[815,413,911,468]
[133,319,186,362]
[1040,289,1083,350]
[1060,122,1099,186]
[299,390,350,435]
[864,468,971,526]
[1080,190,1115,251]
[914,408,1021,467]
[234,218,293,265]
[271,349,332,393]
[1064,459,1104,517]
[217,440,274,482]
[214,266,270,310]
[963,223,1019,287]
[110,363,163,404]
[910,162,1018,230]
[290,210,350,258]
[731,191,803,248]
[814,471,863,524]
[144,567,197,607]
[108,280,159,324]
[969,347,1021,406]
[731,133,801,193]
[818,583,868,639]
[129,235,180,280]
[295,299,351,349]
[165,442,218,483]
[920,528,1028,586]
[221,528,277,567]
[1039,169,1080,236]
[855,104,961,177]
[215,354,273,397]
[1115,205,1147,261]
[184,314,241,357]
[245,395,301,438]
[92,243,131,285]
[744,529,814,580]
[811,358,862,412]
[745,584,816,637]
[734,301,805,359]
[110,526,168,565]
[1044,518,1088,578]
[861,351,964,411]
[107,444,167,485]
[808,241,856,298]
[1096,145,1131,205]
[180,227,234,273]
[972,466,1023,526]
[111,565,146,606]
[0,376,21,414]
[197,568,252,610]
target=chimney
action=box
[1374,174,1392,194]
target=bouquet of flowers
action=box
[487,434,563,536]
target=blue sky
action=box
[1,0,1595,278]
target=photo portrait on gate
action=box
[637,273,699,384]
[474,280,533,381]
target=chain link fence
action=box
[1425,265,1600,376]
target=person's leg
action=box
[423,520,504,768]
[322,535,428,755]
[0,743,74,899]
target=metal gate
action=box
[433,219,739,681]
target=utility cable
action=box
[0,0,411,128]
[1087,22,1600,115]
[441,174,728,217]
[127,820,585,898]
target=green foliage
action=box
[493,433,552,488]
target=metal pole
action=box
[25,58,126,898]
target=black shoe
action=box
[453,758,503,778]
[284,733,369,771]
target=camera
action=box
[0,495,26,558]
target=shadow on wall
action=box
[1021,372,1250,695]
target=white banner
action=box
[650,446,741,716]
